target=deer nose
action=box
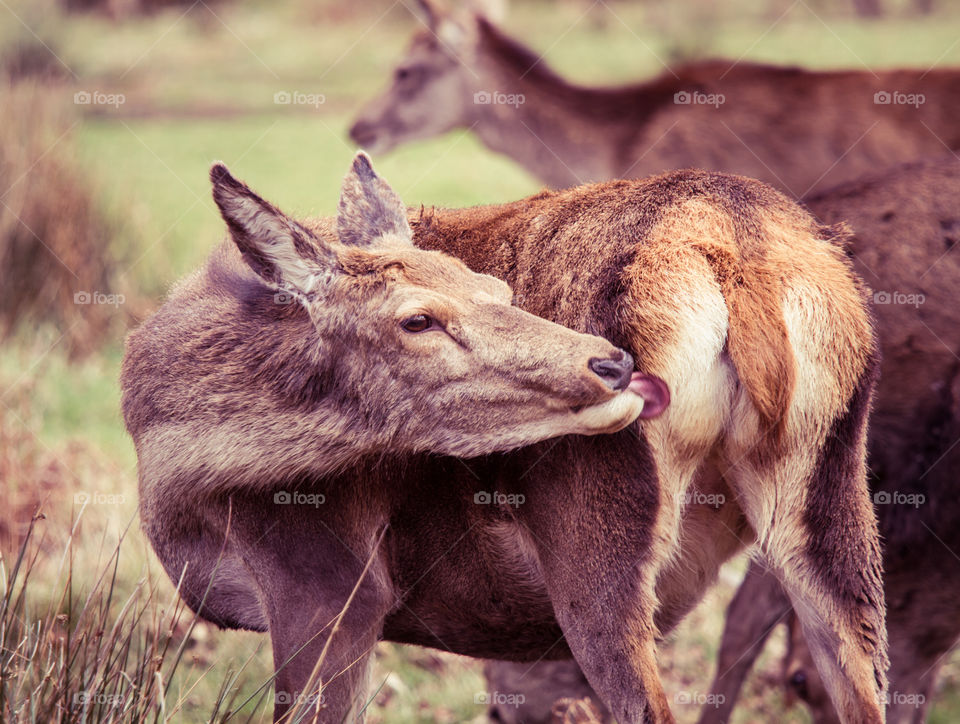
[349,120,378,147]
[588,350,634,391]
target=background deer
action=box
[124,155,884,723]
[699,154,960,724]
[350,0,960,197]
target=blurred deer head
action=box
[350,0,500,154]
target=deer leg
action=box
[783,611,843,723]
[516,433,675,724]
[488,469,747,724]
[782,572,959,724]
[697,559,792,724]
[234,502,391,723]
[884,596,957,724]
[267,580,386,724]
[724,362,888,724]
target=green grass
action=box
[1,340,128,455]
[3,0,960,721]
[77,115,539,298]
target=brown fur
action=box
[123,162,884,722]
[410,174,858,446]
[350,2,960,197]
[694,155,960,724]
[125,158,650,504]
[492,155,960,724]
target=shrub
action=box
[0,82,120,357]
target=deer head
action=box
[206,152,665,474]
[349,0,493,155]
[783,613,841,723]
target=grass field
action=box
[2,0,960,721]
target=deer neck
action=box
[464,23,615,188]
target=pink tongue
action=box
[627,373,670,419]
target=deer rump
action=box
[488,155,960,724]
[124,168,884,723]
[696,154,960,724]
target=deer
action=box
[490,155,960,724]
[349,0,960,198]
[122,152,885,723]
[697,154,960,724]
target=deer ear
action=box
[469,0,506,23]
[415,0,444,29]
[337,152,412,248]
[415,0,467,47]
[210,163,336,295]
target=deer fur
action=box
[350,0,960,197]
[698,155,960,724]
[123,156,884,723]
[495,155,960,724]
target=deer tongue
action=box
[627,373,670,419]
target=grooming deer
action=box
[350,0,960,197]
[123,153,884,723]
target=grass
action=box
[0,511,276,723]
[2,0,960,721]
[76,116,539,298]
[0,82,120,357]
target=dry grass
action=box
[0,81,121,358]
[0,384,272,723]
[0,509,269,723]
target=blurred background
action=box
[1,0,959,721]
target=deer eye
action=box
[788,670,809,699]
[395,67,414,82]
[401,314,434,333]
[395,66,428,91]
